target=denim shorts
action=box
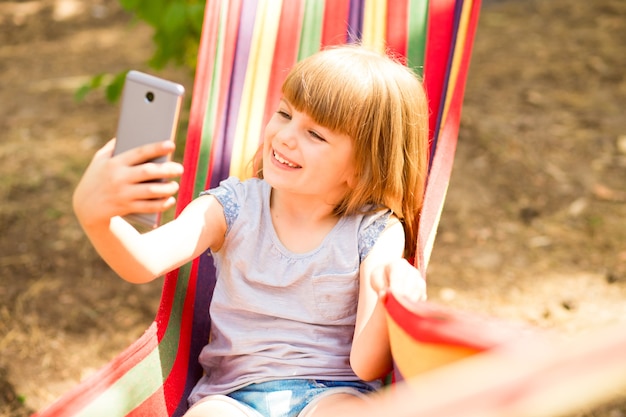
[191,379,375,417]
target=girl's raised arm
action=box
[350,220,427,381]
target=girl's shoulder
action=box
[356,208,394,262]
[357,206,393,230]
[201,177,268,230]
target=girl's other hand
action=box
[73,139,184,228]
[371,258,427,308]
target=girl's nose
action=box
[276,126,297,149]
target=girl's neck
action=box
[269,188,338,224]
[269,188,341,253]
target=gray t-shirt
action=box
[189,177,390,404]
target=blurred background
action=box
[0,0,624,416]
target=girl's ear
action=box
[345,163,359,190]
[346,172,356,189]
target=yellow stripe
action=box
[387,313,479,379]
[362,0,387,53]
[229,0,283,179]
[438,0,473,131]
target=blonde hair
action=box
[257,45,429,258]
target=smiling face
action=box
[262,98,355,207]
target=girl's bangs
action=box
[281,58,370,136]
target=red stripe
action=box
[386,0,409,60]
[423,0,455,141]
[321,0,350,46]
[178,0,223,211]
[156,272,179,341]
[260,0,305,142]
[385,294,527,350]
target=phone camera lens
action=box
[145,91,155,102]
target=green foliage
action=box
[75,71,127,102]
[77,0,204,102]
[120,0,205,70]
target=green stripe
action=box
[194,6,228,197]
[73,348,164,417]
[159,261,194,374]
[407,0,429,75]
[75,261,194,416]
[298,0,325,61]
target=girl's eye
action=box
[309,131,327,142]
[277,110,291,119]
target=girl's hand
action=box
[371,258,427,307]
[73,139,184,228]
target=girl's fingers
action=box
[371,259,427,304]
[112,180,180,213]
[370,264,390,296]
[129,180,180,201]
[390,273,427,304]
[124,161,184,184]
[116,140,177,166]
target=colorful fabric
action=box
[34,1,483,416]
[384,294,531,381]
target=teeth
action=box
[273,151,299,168]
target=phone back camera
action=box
[145,91,155,103]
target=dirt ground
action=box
[0,0,625,416]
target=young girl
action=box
[73,45,429,417]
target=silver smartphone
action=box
[113,70,185,228]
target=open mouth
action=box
[273,150,301,168]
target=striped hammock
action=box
[35,0,487,416]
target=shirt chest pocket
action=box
[311,271,359,323]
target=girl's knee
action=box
[299,392,369,417]
[184,395,259,417]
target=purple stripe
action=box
[347,0,365,43]
[211,0,259,188]
[171,259,216,417]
